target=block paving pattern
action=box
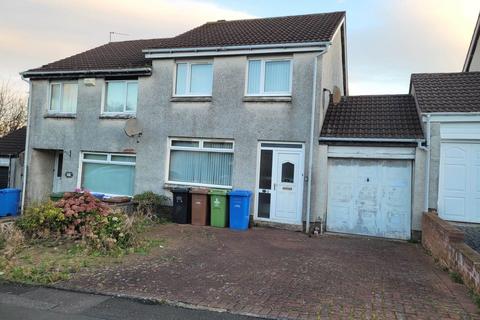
[59,225,480,319]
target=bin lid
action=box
[0,188,21,194]
[172,188,190,193]
[228,189,252,197]
[209,189,228,195]
[190,187,209,194]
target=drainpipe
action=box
[418,114,431,212]
[20,77,32,212]
[305,49,328,234]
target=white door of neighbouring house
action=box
[326,158,412,240]
[52,151,63,192]
[255,143,304,225]
[438,142,480,223]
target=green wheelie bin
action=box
[209,189,228,227]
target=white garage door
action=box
[439,143,480,223]
[327,159,412,240]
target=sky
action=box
[1,0,479,95]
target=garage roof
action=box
[320,94,424,140]
[411,72,480,113]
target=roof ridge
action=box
[204,11,345,24]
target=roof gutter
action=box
[318,137,425,143]
[144,41,331,58]
[21,67,152,79]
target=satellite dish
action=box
[332,86,342,105]
[124,118,143,137]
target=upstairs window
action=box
[104,80,138,113]
[49,82,78,113]
[175,62,213,96]
[246,59,292,96]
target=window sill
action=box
[243,96,292,103]
[164,182,231,190]
[99,113,136,119]
[44,113,76,119]
[170,96,212,103]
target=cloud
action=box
[0,0,253,90]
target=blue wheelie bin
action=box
[228,190,252,231]
[0,188,21,217]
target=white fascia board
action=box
[144,42,330,59]
[319,137,424,143]
[422,112,480,123]
[21,67,152,77]
[328,146,416,159]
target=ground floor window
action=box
[80,152,136,196]
[168,138,233,187]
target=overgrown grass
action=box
[469,289,480,309]
[0,223,167,285]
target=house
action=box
[410,72,480,224]
[0,127,26,189]
[20,12,349,232]
[464,13,480,72]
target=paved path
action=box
[456,224,480,253]
[0,283,262,319]
[57,225,480,319]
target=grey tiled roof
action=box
[23,12,345,76]
[320,95,424,140]
[0,127,26,156]
[411,72,480,113]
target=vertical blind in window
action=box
[246,59,291,95]
[168,139,234,187]
[175,62,213,96]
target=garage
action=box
[326,156,412,240]
[438,142,480,223]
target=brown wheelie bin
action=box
[190,188,209,225]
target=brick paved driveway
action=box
[58,225,479,319]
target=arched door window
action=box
[281,162,294,183]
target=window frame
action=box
[245,57,293,97]
[166,137,234,189]
[173,61,213,97]
[101,80,138,115]
[48,81,78,113]
[78,151,136,196]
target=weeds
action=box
[449,271,464,284]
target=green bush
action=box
[133,191,170,218]
[16,202,65,238]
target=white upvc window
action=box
[167,138,234,188]
[174,61,213,96]
[49,82,78,113]
[103,80,138,113]
[79,152,136,196]
[246,58,292,96]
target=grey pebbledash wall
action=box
[24,32,345,225]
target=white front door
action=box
[327,158,412,240]
[439,142,480,223]
[256,143,304,225]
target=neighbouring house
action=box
[464,13,480,72]
[410,72,480,224]
[20,12,349,232]
[0,127,26,189]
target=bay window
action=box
[246,58,292,96]
[168,138,233,187]
[49,82,78,113]
[175,62,213,96]
[80,152,136,196]
[104,80,138,113]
